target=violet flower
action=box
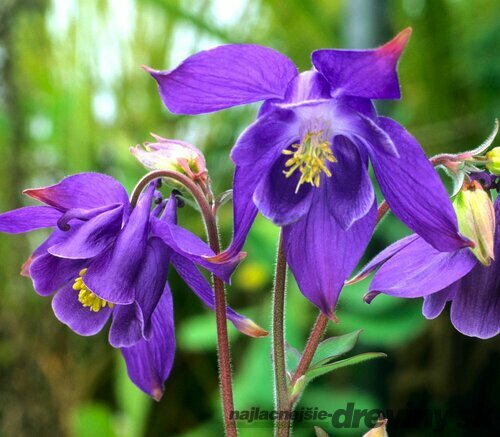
[146,30,469,318]
[0,173,263,399]
[350,197,500,340]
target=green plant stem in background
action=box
[272,232,290,437]
[131,170,237,437]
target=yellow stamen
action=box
[73,268,113,312]
[282,130,336,192]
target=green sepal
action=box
[309,329,362,368]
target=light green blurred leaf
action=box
[305,353,387,383]
[310,330,362,368]
[72,404,116,437]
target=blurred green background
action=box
[0,0,499,435]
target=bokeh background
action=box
[0,0,499,435]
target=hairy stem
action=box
[272,233,290,437]
[131,170,237,436]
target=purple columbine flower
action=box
[146,29,469,318]
[350,197,500,339]
[0,172,263,399]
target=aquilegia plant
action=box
[0,29,498,436]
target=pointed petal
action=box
[48,205,123,259]
[121,290,175,400]
[171,254,266,336]
[84,184,154,304]
[283,191,377,317]
[326,137,375,229]
[52,283,111,336]
[372,117,470,251]
[24,173,129,211]
[253,152,314,225]
[312,28,412,100]
[150,218,241,283]
[109,304,143,348]
[368,237,477,300]
[0,206,62,233]
[423,282,458,319]
[347,234,419,284]
[147,44,297,114]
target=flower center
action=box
[282,130,336,192]
[73,268,113,312]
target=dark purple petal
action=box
[30,253,86,296]
[171,254,265,336]
[312,28,411,100]
[326,137,375,229]
[0,206,62,233]
[48,205,123,259]
[283,190,377,318]
[372,117,470,252]
[282,70,331,103]
[109,304,142,348]
[450,238,500,338]
[55,204,122,231]
[368,237,477,300]
[24,173,129,212]
[52,283,111,336]
[422,282,458,319]
[150,219,240,283]
[146,44,298,115]
[347,234,419,284]
[121,290,175,400]
[84,184,154,304]
[254,152,314,225]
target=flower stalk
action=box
[131,170,237,436]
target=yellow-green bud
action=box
[486,147,500,175]
[453,181,496,266]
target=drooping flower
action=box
[0,173,265,398]
[349,194,500,340]
[146,30,469,318]
[131,134,208,184]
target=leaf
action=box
[314,426,330,437]
[310,330,362,368]
[305,352,387,382]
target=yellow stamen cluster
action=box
[282,131,336,192]
[73,268,113,312]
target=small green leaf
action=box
[305,352,387,382]
[310,330,362,368]
[289,374,306,404]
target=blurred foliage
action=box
[0,0,499,436]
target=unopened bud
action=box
[131,134,207,182]
[486,147,500,175]
[363,417,388,437]
[453,181,496,266]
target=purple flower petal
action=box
[368,237,477,300]
[84,184,154,304]
[282,70,331,103]
[121,290,175,401]
[372,117,470,252]
[283,191,377,318]
[326,137,375,230]
[170,253,260,335]
[347,234,419,284]
[109,304,143,348]
[24,173,129,212]
[48,205,124,259]
[312,28,411,100]
[0,206,62,233]
[52,283,111,336]
[150,218,240,283]
[422,282,458,320]
[253,152,314,225]
[146,44,298,115]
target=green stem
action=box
[272,232,290,437]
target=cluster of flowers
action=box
[0,28,498,398]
